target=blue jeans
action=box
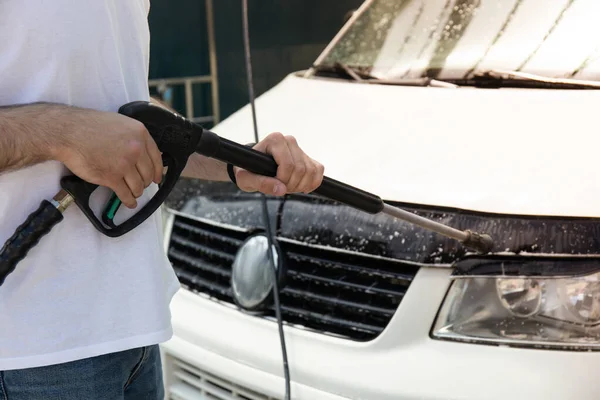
[0,345,164,400]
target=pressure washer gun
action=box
[0,101,494,287]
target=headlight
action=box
[432,258,600,349]
[496,278,543,318]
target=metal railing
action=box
[148,0,220,126]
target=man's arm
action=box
[180,153,230,181]
[0,103,69,174]
[0,102,164,208]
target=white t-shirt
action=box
[0,0,181,371]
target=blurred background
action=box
[147,0,363,129]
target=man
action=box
[0,1,324,399]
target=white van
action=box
[159,0,600,399]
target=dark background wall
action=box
[147,0,364,125]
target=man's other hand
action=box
[232,132,324,196]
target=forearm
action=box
[0,102,72,174]
[181,153,230,181]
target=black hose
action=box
[241,2,292,399]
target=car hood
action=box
[211,72,600,218]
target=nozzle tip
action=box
[462,230,494,253]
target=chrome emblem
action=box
[231,234,282,311]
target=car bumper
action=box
[162,267,600,400]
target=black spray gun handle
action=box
[118,101,386,215]
[107,101,386,218]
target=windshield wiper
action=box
[309,63,458,88]
[461,69,600,89]
[310,64,600,89]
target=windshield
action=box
[317,0,600,81]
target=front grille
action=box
[166,355,276,400]
[168,214,420,341]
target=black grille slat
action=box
[173,220,245,247]
[282,287,396,317]
[277,305,383,336]
[167,214,418,341]
[284,249,415,284]
[174,266,232,299]
[168,248,231,278]
[170,235,235,264]
[171,219,246,259]
[285,270,404,298]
